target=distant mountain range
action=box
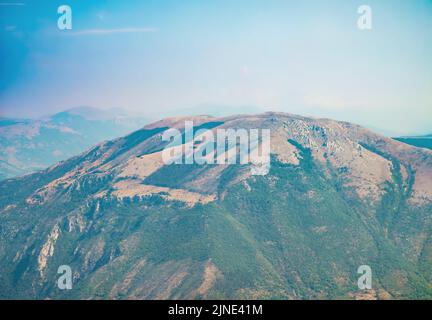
[393,134,432,150]
[0,107,149,181]
[0,112,431,299]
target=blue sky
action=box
[0,0,431,135]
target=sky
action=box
[0,0,431,135]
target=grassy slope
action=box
[0,139,431,299]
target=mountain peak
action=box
[13,112,432,207]
[52,106,118,121]
[1,112,431,299]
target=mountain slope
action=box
[0,112,431,299]
[0,107,149,180]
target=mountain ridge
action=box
[0,112,431,299]
[0,107,149,181]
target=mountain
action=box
[0,107,149,180]
[0,112,431,299]
[393,134,432,150]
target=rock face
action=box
[0,112,431,299]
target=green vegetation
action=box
[0,123,431,300]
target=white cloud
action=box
[68,27,157,36]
